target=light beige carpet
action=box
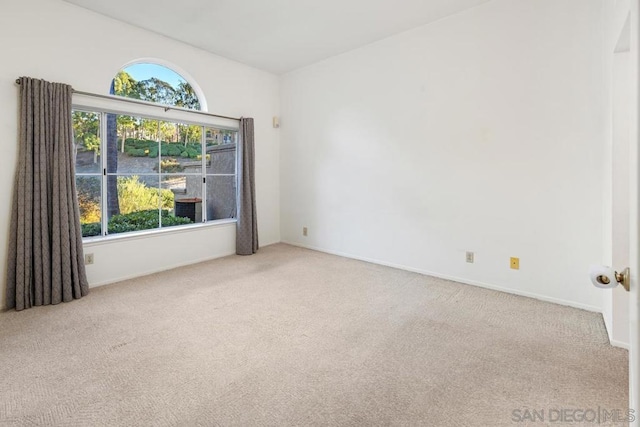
[0,244,628,426]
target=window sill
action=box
[82,218,237,247]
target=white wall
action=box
[0,0,280,309]
[280,0,607,310]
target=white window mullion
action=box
[100,112,108,237]
[201,126,207,222]
[157,120,162,229]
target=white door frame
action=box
[629,0,639,423]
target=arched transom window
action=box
[113,63,201,110]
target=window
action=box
[74,63,237,239]
[113,63,201,110]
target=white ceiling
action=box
[63,0,491,74]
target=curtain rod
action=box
[15,78,241,122]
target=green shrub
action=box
[81,222,101,237]
[133,139,154,149]
[125,148,147,157]
[148,147,159,158]
[186,142,202,152]
[160,142,186,156]
[185,148,199,158]
[82,210,192,235]
[117,176,174,213]
[108,209,191,233]
[167,145,183,156]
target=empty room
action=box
[0,0,638,425]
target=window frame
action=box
[73,93,239,242]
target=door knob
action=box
[589,266,630,292]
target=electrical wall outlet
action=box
[466,251,474,263]
[510,257,519,270]
[303,227,308,237]
[84,253,94,265]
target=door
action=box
[629,2,639,424]
[608,3,637,423]
[612,45,631,350]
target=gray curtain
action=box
[6,77,89,311]
[236,117,258,255]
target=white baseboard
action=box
[602,314,615,345]
[281,240,602,313]
[610,339,630,350]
